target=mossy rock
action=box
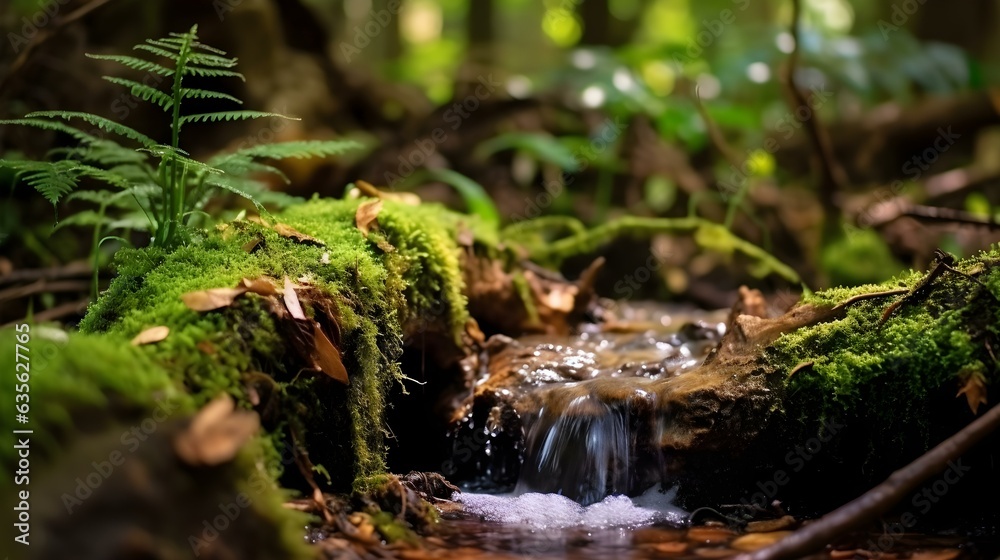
[0,328,311,560]
[78,197,493,490]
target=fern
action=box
[180,111,295,126]
[1,24,359,252]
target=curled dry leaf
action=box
[312,322,349,385]
[274,223,325,246]
[181,287,247,312]
[355,179,421,205]
[241,276,279,297]
[131,325,169,346]
[355,198,383,237]
[283,277,307,320]
[957,367,988,414]
[174,394,261,467]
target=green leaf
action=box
[85,54,174,77]
[25,111,158,147]
[182,67,246,81]
[180,88,243,104]
[407,168,500,227]
[0,118,102,145]
[210,139,361,165]
[204,175,266,214]
[133,44,181,60]
[52,210,106,231]
[187,53,239,68]
[180,111,297,126]
[101,77,174,111]
[476,132,581,172]
[8,161,80,205]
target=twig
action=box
[0,279,90,303]
[782,0,847,234]
[0,0,115,97]
[2,297,89,327]
[737,400,1000,560]
[0,262,91,286]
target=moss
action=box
[79,197,494,488]
[0,326,190,487]
[769,251,1000,456]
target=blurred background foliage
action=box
[1,0,999,321]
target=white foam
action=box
[454,485,687,530]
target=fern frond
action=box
[180,88,243,104]
[0,118,102,145]
[72,164,135,190]
[133,44,180,60]
[187,53,238,68]
[7,160,81,205]
[204,174,266,213]
[86,54,174,77]
[26,111,158,147]
[213,158,291,184]
[180,111,297,126]
[144,39,183,52]
[101,77,174,111]
[190,42,228,56]
[182,67,245,81]
[213,140,362,163]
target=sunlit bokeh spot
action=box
[642,60,676,96]
[775,31,795,54]
[747,62,771,83]
[613,68,636,91]
[543,8,583,47]
[695,74,721,99]
[401,0,443,45]
[581,85,606,108]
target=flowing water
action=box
[433,303,996,559]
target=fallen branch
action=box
[738,401,1000,560]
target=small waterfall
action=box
[515,380,660,505]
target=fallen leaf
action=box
[355,198,383,237]
[956,367,988,414]
[312,322,349,385]
[692,547,738,558]
[174,394,260,466]
[745,515,797,533]
[242,237,263,253]
[131,326,169,346]
[241,277,279,296]
[354,180,421,205]
[283,277,306,320]
[181,287,247,312]
[196,341,217,355]
[730,531,794,551]
[910,549,961,560]
[274,223,325,246]
[465,319,486,345]
[686,526,736,544]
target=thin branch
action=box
[782,0,847,233]
[738,401,1000,560]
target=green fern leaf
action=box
[144,39,183,52]
[72,164,135,190]
[204,175,266,213]
[187,53,238,68]
[85,54,174,77]
[0,118,101,145]
[26,111,158,147]
[182,67,245,81]
[213,140,362,163]
[213,158,291,184]
[133,44,180,60]
[8,161,81,205]
[101,77,173,110]
[190,42,228,55]
[180,88,243,104]
[179,111,297,126]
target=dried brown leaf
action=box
[181,287,247,312]
[131,326,169,346]
[242,237,263,253]
[283,277,306,320]
[355,198,383,237]
[312,322,349,385]
[957,367,988,414]
[174,394,260,466]
[241,277,279,296]
[274,223,325,246]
